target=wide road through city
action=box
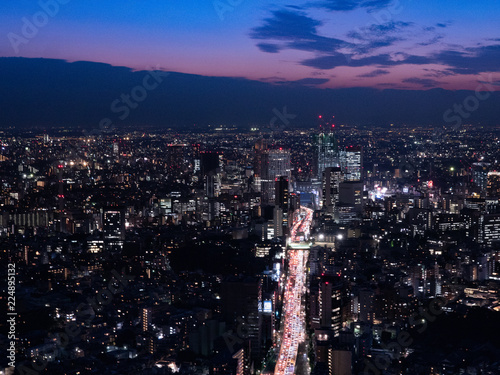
[274,207,313,375]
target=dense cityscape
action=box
[2,1,500,374]
[1,123,500,374]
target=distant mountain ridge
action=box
[0,57,499,129]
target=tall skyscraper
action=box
[322,167,343,212]
[482,213,500,247]
[142,307,152,332]
[358,289,374,323]
[205,172,220,198]
[328,349,352,375]
[316,130,340,179]
[472,162,490,191]
[200,151,220,177]
[273,207,285,238]
[319,276,343,337]
[102,207,125,251]
[339,181,364,213]
[261,148,291,204]
[274,176,289,236]
[487,171,500,197]
[275,176,289,210]
[167,144,188,178]
[221,277,261,365]
[341,146,363,182]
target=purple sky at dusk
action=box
[1,0,500,90]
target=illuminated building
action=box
[340,146,363,182]
[316,130,340,179]
[274,176,289,235]
[358,289,374,323]
[487,171,500,197]
[339,181,363,213]
[322,167,343,213]
[472,162,490,191]
[142,307,152,332]
[102,207,125,251]
[482,213,500,247]
[328,349,352,375]
[319,276,343,337]
[261,148,291,204]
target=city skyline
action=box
[2,2,500,375]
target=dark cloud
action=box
[347,21,412,41]
[352,37,401,54]
[289,78,330,85]
[264,77,330,86]
[256,43,281,53]
[434,45,500,74]
[301,53,430,69]
[361,0,394,10]
[418,35,444,47]
[311,0,393,11]
[250,10,321,41]
[251,9,404,57]
[368,21,413,34]
[250,10,352,54]
[402,77,443,88]
[301,42,500,74]
[285,4,305,10]
[357,69,390,77]
[2,58,500,128]
[478,79,500,86]
[423,68,455,78]
[251,8,500,76]
[344,21,414,54]
[287,35,352,53]
[312,0,364,11]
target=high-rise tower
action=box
[322,167,343,212]
[316,130,340,180]
[261,148,291,204]
[340,146,363,182]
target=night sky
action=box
[1,0,500,91]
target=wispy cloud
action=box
[256,43,281,53]
[357,69,390,77]
[301,53,430,69]
[402,77,443,88]
[310,0,393,12]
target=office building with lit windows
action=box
[316,130,340,179]
[319,276,343,337]
[340,146,363,182]
[102,207,125,251]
